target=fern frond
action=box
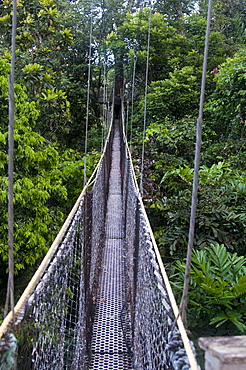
[234,275,246,296]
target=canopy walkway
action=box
[0,117,199,369]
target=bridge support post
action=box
[199,336,246,370]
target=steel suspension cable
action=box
[125,100,129,138]
[101,0,108,151]
[83,8,93,187]
[5,0,17,325]
[101,57,107,152]
[180,0,213,325]
[139,5,152,196]
[130,51,136,151]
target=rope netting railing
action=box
[0,113,114,369]
[0,194,88,369]
[120,116,199,370]
[0,111,199,369]
[123,155,198,369]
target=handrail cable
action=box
[83,6,93,187]
[0,113,114,340]
[180,0,213,325]
[123,122,199,370]
[139,4,152,195]
[5,0,17,326]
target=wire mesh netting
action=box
[122,129,196,370]
[0,134,112,369]
[15,201,87,369]
[0,120,198,369]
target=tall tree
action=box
[154,0,196,22]
[0,58,67,275]
[199,0,246,45]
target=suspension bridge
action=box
[0,111,200,369]
[0,0,221,367]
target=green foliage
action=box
[142,118,198,183]
[0,57,100,276]
[153,0,196,22]
[139,115,246,258]
[0,59,67,272]
[0,0,73,143]
[206,47,246,140]
[211,0,246,45]
[171,244,246,332]
[107,9,188,85]
[180,13,234,70]
[154,161,246,256]
[58,148,101,206]
[143,66,199,122]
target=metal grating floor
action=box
[89,122,133,369]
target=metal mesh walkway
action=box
[89,122,133,369]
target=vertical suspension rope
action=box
[101,0,107,151]
[5,0,17,323]
[180,0,213,325]
[139,5,152,196]
[125,100,129,138]
[83,8,93,187]
[101,58,107,152]
[130,51,136,151]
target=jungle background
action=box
[1,0,246,357]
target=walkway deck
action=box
[89,121,132,369]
